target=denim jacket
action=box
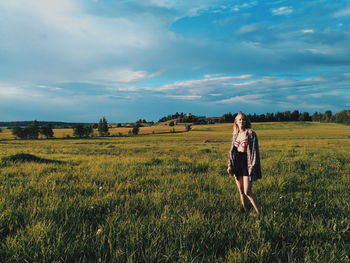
[227,129,262,181]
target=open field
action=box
[0,124,188,139]
[0,122,349,262]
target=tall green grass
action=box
[0,122,349,262]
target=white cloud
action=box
[309,93,322,98]
[164,95,202,100]
[232,81,257,86]
[271,6,293,15]
[218,94,266,104]
[203,73,222,78]
[87,68,156,83]
[303,76,324,82]
[306,48,333,55]
[0,0,164,84]
[159,74,253,91]
[300,29,314,34]
[107,86,142,92]
[0,82,25,98]
[333,8,350,17]
[237,25,258,33]
[231,1,258,12]
[148,0,174,8]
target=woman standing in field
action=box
[227,112,262,214]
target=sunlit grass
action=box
[0,122,349,262]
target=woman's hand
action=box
[227,167,232,175]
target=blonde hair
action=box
[233,112,252,136]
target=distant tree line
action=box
[10,117,111,139]
[159,110,350,125]
[11,121,54,139]
[5,110,350,140]
[158,112,214,124]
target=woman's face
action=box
[236,114,245,129]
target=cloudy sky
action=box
[1,0,350,122]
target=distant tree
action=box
[299,112,311,121]
[0,127,2,133]
[282,111,291,121]
[322,110,333,122]
[291,110,300,121]
[98,117,109,136]
[312,112,321,122]
[265,113,274,122]
[73,125,93,138]
[334,110,350,124]
[136,119,147,124]
[12,126,26,139]
[248,113,257,122]
[116,123,122,127]
[85,126,93,137]
[222,113,234,123]
[40,124,54,138]
[12,121,40,139]
[92,123,98,129]
[131,124,140,135]
[73,125,85,137]
[24,120,40,139]
[275,112,283,121]
[169,121,175,127]
[208,119,215,124]
[185,124,192,132]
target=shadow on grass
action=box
[1,153,66,165]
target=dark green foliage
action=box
[169,121,175,126]
[73,125,93,137]
[157,109,348,124]
[27,120,39,139]
[323,110,333,122]
[98,117,109,136]
[131,125,140,135]
[222,112,234,123]
[299,112,311,121]
[11,120,39,139]
[40,124,54,138]
[11,126,25,139]
[334,110,350,124]
[185,124,192,132]
[312,112,322,121]
[291,110,300,121]
[136,119,147,124]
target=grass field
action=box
[0,122,349,262]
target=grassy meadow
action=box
[0,122,349,262]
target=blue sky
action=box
[1,0,350,122]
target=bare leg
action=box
[243,176,260,214]
[234,176,248,211]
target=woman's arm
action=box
[227,136,236,174]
